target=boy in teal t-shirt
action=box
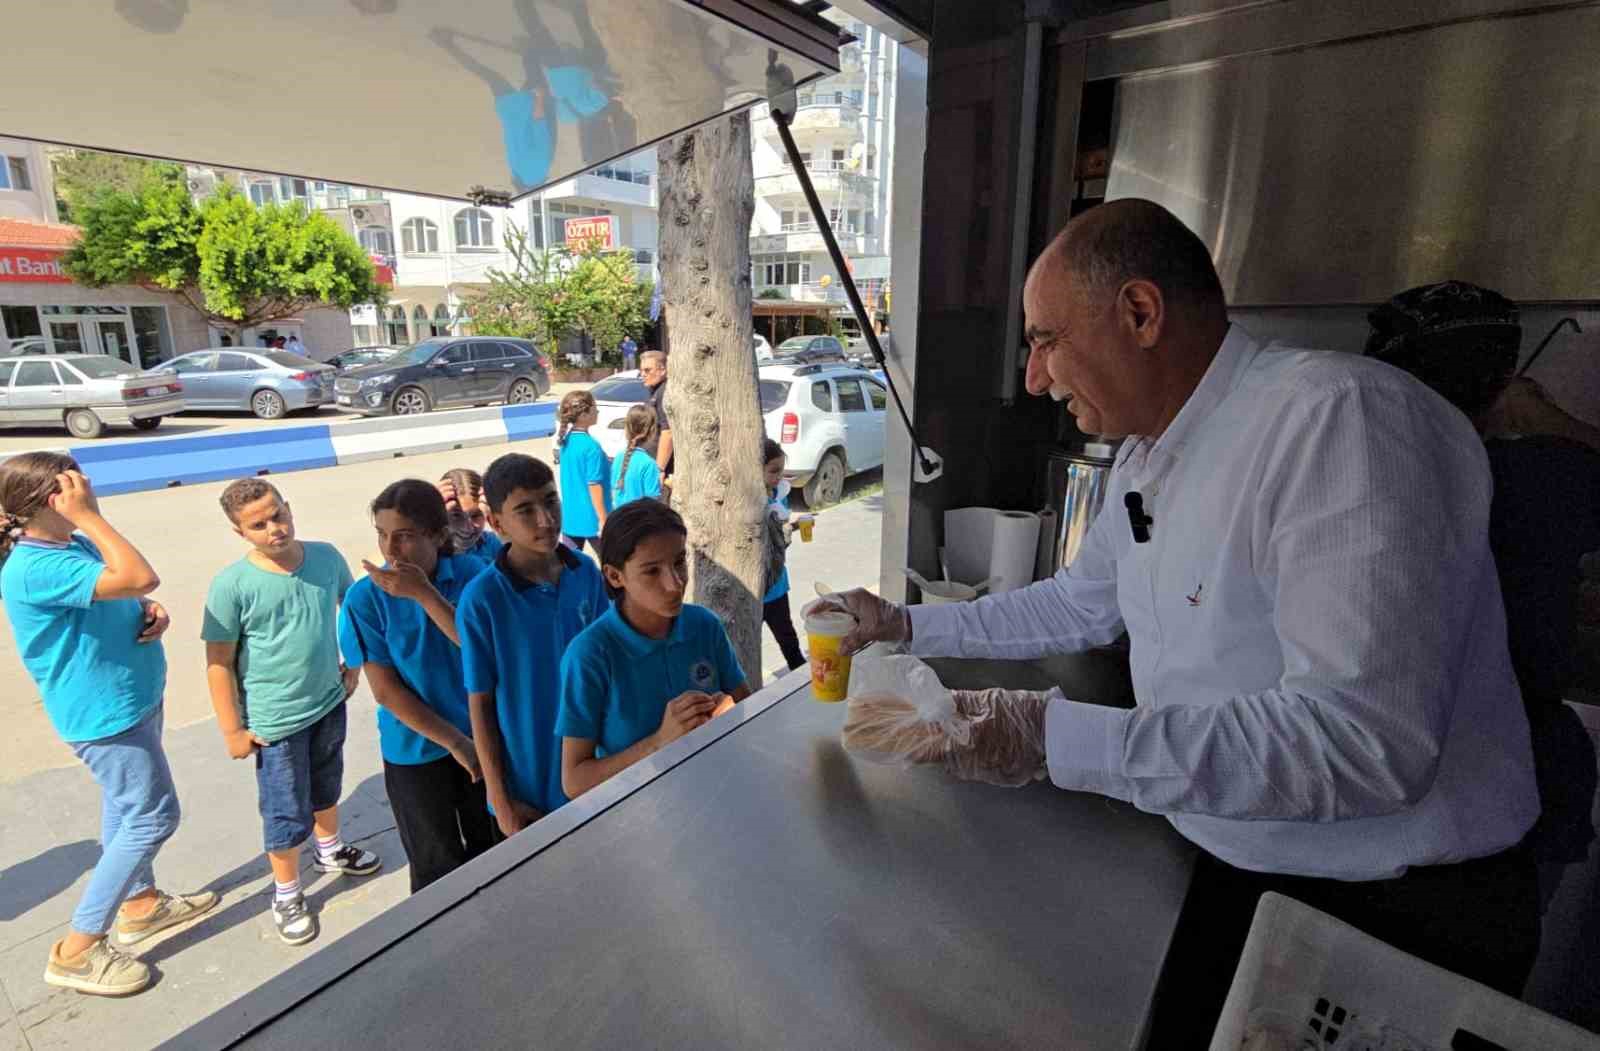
[202,479,380,947]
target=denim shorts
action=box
[254,702,347,852]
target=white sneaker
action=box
[272,893,317,946]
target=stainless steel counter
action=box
[172,652,1193,1050]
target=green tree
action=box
[63,181,385,342]
[50,150,185,223]
[469,224,651,364]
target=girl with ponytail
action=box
[555,390,609,551]
[609,403,662,508]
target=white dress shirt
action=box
[910,325,1538,880]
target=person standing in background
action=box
[620,335,638,373]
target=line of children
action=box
[611,404,663,509]
[202,479,380,946]
[557,500,749,798]
[0,454,217,997]
[761,438,806,672]
[456,453,610,837]
[438,468,504,562]
[338,481,496,892]
[555,390,611,551]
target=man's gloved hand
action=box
[942,688,1051,787]
[804,589,912,656]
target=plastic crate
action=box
[1209,892,1600,1051]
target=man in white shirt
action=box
[285,334,307,357]
[824,200,1542,1022]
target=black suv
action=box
[334,336,551,416]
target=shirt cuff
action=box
[906,603,960,657]
[1045,695,1135,803]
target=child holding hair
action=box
[610,403,662,508]
[338,480,496,893]
[557,500,750,799]
[438,468,504,561]
[456,453,609,839]
[202,479,379,947]
[761,438,806,671]
[555,390,610,550]
[1,455,216,997]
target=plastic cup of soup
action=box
[805,609,855,702]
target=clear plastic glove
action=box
[803,589,912,656]
[841,683,1052,788]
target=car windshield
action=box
[778,337,812,351]
[69,357,138,379]
[384,339,452,367]
[590,375,651,403]
[759,380,790,412]
[264,350,318,369]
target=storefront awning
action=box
[2,0,838,202]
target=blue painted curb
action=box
[71,425,339,496]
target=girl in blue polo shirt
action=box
[610,404,662,509]
[438,468,504,562]
[555,390,610,551]
[557,500,751,799]
[339,479,497,893]
[0,454,216,998]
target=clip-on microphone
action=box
[1125,491,1153,543]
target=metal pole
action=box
[770,106,935,477]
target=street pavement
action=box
[0,439,883,1050]
[0,383,595,455]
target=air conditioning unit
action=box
[353,207,369,221]
[186,172,217,195]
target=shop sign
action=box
[564,215,616,251]
[0,247,71,284]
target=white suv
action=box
[761,362,887,507]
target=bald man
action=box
[822,200,1542,1028]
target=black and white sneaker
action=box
[313,844,381,877]
[272,893,317,946]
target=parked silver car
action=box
[150,349,335,419]
[0,354,184,439]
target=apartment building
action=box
[747,12,896,334]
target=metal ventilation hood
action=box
[0,0,839,202]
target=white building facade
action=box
[748,13,896,321]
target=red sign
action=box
[564,215,616,250]
[0,247,71,284]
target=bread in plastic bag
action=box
[840,653,1050,788]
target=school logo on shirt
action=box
[689,659,716,689]
[578,598,594,623]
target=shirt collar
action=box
[1119,324,1261,480]
[600,602,686,657]
[494,543,581,593]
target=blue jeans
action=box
[68,707,180,936]
[255,702,347,853]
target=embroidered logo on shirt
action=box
[1186,582,1204,607]
[578,599,593,622]
[690,659,716,689]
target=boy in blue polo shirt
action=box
[456,453,608,838]
[557,500,749,799]
[339,479,494,893]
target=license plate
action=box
[338,395,352,405]
[147,385,168,396]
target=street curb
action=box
[1,402,558,495]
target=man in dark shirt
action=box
[1368,282,1600,872]
[640,349,673,482]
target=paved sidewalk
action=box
[0,483,882,1049]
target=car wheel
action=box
[65,408,105,440]
[507,379,538,405]
[803,450,846,508]
[392,386,431,416]
[131,417,162,432]
[251,389,287,419]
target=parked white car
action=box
[0,354,184,439]
[754,333,773,361]
[761,361,887,507]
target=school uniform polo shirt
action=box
[456,544,608,814]
[1,536,166,743]
[461,531,505,562]
[556,603,747,758]
[337,552,489,766]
